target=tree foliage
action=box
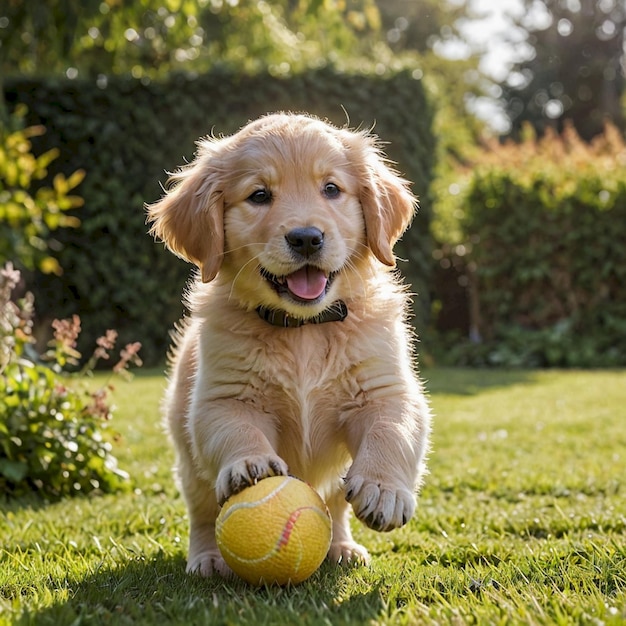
[376,0,486,142]
[0,0,383,80]
[377,0,465,54]
[502,0,625,140]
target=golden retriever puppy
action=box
[147,112,431,577]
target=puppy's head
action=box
[147,113,416,318]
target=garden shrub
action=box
[4,68,435,365]
[0,263,140,499]
[433,124,626,367]
[0,106,84,275]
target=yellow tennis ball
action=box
[215,475,332,586]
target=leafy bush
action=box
[0,106,84,275]
[432,123,626,367]
[0,263,141,499]
[4,68,435,364]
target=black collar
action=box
[256,301,348,328]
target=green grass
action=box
[1,368,625,625]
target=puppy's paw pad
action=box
[345,474,415,532]
[328,541,370,566]
[216,455,288,504]
[187,550,235,579]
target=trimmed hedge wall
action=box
[439,170,626,367]
[5,69,435,365]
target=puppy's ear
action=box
[351,135,417,266]
[146,140,224,283]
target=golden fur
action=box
[147,113,431,577]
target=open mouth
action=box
[260,265,336,304]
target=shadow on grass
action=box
[22,553,386,626]
[423,367,537,396]
[1,494,50,515]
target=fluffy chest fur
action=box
[188,275,413,486]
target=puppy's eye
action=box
[323,182,341,199]
[248,189,272,205]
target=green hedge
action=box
[440,170,626,367]
[5,68,435,365]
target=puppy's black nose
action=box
[285,227,324,257]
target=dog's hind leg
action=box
[325,486,370,565]
[178,458,234,578]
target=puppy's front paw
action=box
[328,540,371,565]
[187,549,235,579]
[216,455,288,504]
[344,474,415,532]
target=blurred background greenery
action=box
[1,0,624,367]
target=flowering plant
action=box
[0,263,141,499]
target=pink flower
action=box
[113,342,143,373]
[93,329,118,360]
[51,315,81,348]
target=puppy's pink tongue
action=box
[286,267,328,300]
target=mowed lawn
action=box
[1,368,625,625]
